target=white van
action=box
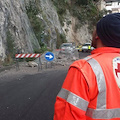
[82,43,94,52]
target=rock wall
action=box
[38,0,63,49]
[0,0,40,61]
[37,0,92,46]
[63,13,92,45]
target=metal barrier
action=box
[15,54,42,71]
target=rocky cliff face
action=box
[0,0,91,61]
[63,16,92,45]
[37,0,63,48]
[0,0,40,61]
[39,0,92,45]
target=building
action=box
[105,0,120,13]
[97,0,120,13]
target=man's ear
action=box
[92,29,97,41]
[95,36,99,40]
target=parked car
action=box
[82,43,94,52]
[60,43,75,53]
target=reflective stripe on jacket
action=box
[54,47,120,120]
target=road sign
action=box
[45,52,54,61]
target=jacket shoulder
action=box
[70,56,92,70]
[70,52,101,70]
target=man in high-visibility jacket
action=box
[54,13,120,120]
[88,45,91,52]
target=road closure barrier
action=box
[15,53,42,71]
[15,54,40,58]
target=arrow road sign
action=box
[45,52,54,61]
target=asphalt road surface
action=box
[0,52,90,120]
[0,67,68,120]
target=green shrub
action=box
[6,31,16,57]
[26,1,46,47]
[52,0,68,26]
[56,29,67,49]
[34,45,51,54]
[53,0,107,32]
[4,30,16,65]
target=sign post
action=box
[38,57,42,72]
[16,58,20,71]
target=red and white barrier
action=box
[15,54,40,58]
[15,53,41,71]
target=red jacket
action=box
[54,47,120,120]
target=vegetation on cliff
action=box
[25,0,67,50]
[52,0,107,32]
[25,1,45,48]
[4,31,16,65]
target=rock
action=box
[28,61,38,68]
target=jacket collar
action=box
[91,47,120,54]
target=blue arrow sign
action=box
[45,52,54,61]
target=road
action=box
[0,52,90,120]
[0,68,68,120]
